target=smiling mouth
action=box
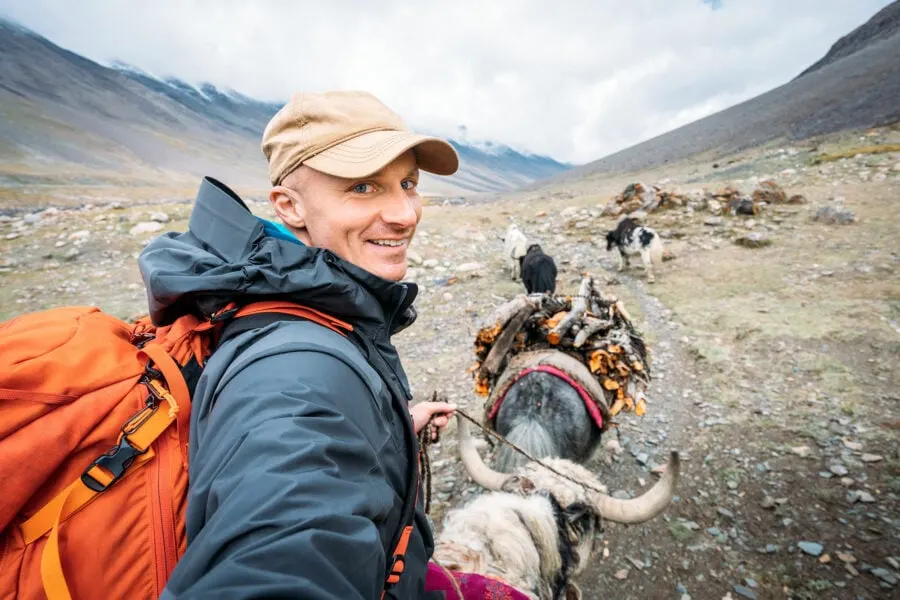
[369,239,407,248]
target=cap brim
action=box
[303,130,459,179]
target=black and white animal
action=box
[520,244,558,294]
[605,217,664,283]
[490,352,607,473]
[503,223,529,280]
[433,415,680,600]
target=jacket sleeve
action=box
[161,348,399,600]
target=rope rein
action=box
[453,408,611,495]
[416,394,621,599]
[417,393,613,502]
[417,426,434,515]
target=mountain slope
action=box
[796,0,900,78]
[0,20,270,188]
[0,18,570,196]
[540,2,900,185]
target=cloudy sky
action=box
[0,0,892,164]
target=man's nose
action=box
[381,187,419,228]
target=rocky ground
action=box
[1,128,899,599]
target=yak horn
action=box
[458,415,680,524]
[457,415,512,491]
[590,451,680,524]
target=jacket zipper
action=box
[151,427,179,594]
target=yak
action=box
[433,415,680,600]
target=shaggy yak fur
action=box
[520,244,558,295]
[605,217,665,283]
[494,370,601,473]
[433,417,680,600]
[504,223,530,281]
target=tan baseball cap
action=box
[261,90,460,185]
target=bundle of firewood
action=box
[471,274,652,417]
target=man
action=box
[141,91,460,599]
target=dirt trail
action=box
[576,267,705,599]
[574,241,900,598]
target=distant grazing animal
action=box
[520,244,558,294]
[605,217,664,283]
[504,224,529,280]
[432,415,680,600]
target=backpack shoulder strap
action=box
[382,472,418,598]
[214,301,419,597]
[217,301,353,337]
[216,312,311,348]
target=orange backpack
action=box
[0,302,415,600]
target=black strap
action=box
[383,399,420,596]
[178,356,204,399]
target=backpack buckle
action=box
[80,435,148,492]
[384,555,405,588]
[209,307,239,323]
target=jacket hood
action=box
[138,177,418,338]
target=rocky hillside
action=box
[797,0,900,78]
[2,125,898,597]
[0,18,570,199]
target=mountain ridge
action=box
[796,0,900,78]
[0,18,570,196]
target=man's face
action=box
[272,150,422,282]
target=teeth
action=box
[372,239,404,247]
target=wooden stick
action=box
[614,300,633,323]
[591,281,621,307]
[477,295,532,333]
[531,296,569,322]
[477,303,536,378]
[549,276,592,344]
[573,317,613,348]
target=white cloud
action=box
[0,0,892,163]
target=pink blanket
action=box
[425,562,531,599]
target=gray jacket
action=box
[139,177,433,599]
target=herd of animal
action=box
[503,216,665,291]
[432,216,676,599]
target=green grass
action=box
[667,521,696,543]
[809,144,900,165]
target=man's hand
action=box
[409,401,457,441]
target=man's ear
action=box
[269,185,306,230]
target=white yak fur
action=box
[433,457,606,599]
[504,224,529,280]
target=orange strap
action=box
[380,477,420,599]
[384,525,415,587]
[30,401,177,600]
[19,450,156,545]
[23,345,189,600]
[230,301,353,337]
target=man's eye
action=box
[401,180,418,191]
[351,183,374,193]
